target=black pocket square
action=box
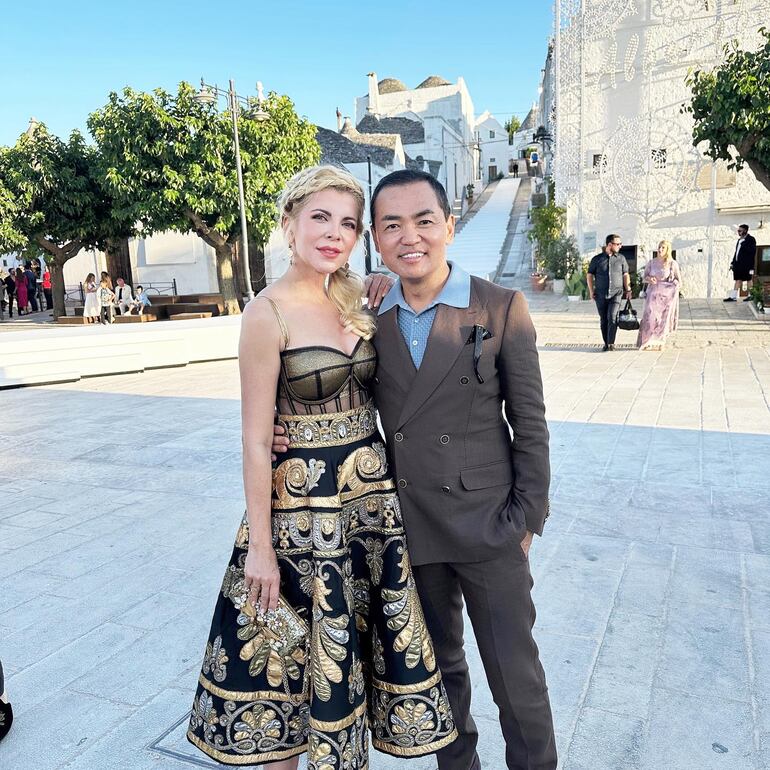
[465,326,493,345]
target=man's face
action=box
[607,238,622,255]
[117,279,125,287]
[738,227,748,238]
[371,181,455,282]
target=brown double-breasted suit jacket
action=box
[372,275,550,566]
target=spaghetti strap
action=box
[258,296,290,350]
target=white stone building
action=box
[551,0,770,297]
[474,112,511,183]
[354,74,481,210]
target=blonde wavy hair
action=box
[657,240,673,262]
[277,165,375,340]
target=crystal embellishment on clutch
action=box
[253,596,309,651]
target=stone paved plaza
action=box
[1,325,770,769]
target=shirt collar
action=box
[378,261,471,315]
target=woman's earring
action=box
[344,262,350,278]
[287,244,294,266]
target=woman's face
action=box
[657,242,668,259]
[285,189,360,275]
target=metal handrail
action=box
[65,279,178,303]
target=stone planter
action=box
[567,294,582,302]
[530,273,548,292]
[552,278,566,295]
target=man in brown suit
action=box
[273,169,555,769]
[369,170,555,770]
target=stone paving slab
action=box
[0,344,768,769]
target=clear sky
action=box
[0,0,553,147]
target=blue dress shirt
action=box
[378,262,471,368]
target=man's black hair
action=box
[606,233,621,246]
[370,169,451,223]
[739,224,750,231]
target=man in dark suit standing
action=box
[369,170,556,770]
[724,224,757,301]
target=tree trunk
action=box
[105,237,133,286]
[215,244,242,315]
[248,236,267,294]
[51,259,67,320]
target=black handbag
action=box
[617,299,640,331]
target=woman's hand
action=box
[364,272,395,309]
[245,543,281,613]
[649,276,657,284]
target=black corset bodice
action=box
[277,338,377,415]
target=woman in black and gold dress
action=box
[188,165,456,769]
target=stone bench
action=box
[114,314,157,323]
[169,311,213,320]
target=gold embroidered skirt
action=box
[187,402,457,768]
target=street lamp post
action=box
[196,78,269,302]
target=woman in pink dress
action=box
[637,240,682,350]
[14,268,28,315]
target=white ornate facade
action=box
[552,0,770,296]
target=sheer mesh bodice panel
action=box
[276,339,377,415]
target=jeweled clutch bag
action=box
[254,596,309,651]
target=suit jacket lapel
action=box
[374,307,415,394]
[397,302,478,428]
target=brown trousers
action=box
[413,549,557,770]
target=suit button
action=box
[395,432,404,442]
[441,485,452,494]
[439,434,450,445]
[398,479,408,489]
[460,376,470,385]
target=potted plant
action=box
[466,183,474,204]
[542,235,580,294]
[565,269,588,301]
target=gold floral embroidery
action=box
[362,537,385,585]
[233,704,282,743]
[310,607,349,702]
[348,655,365,704]
[202,635,229,683]
[392,700,436,737]
[274,457,327,501]
[308,734,338,770]
[372,625,386,676]
[337,443,388,492]
[353,578,370,633]
[382,568,436,672]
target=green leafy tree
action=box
[0,125,131,319]
[504,117,521,145]
[686,28,770,192]
[88,82,320,314]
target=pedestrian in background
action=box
[724,223,756,302]
[637,239,682,351]
[587,234,632,351]
[14,268,28,315]
[24,262,38,312]
[0,659,12,742]
[99,277,116,324]
[132,285,152,315]
[83,273,100,323]
[42,266,52,311]
[3,270,16,317]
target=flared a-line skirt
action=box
[187,402,457,768]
